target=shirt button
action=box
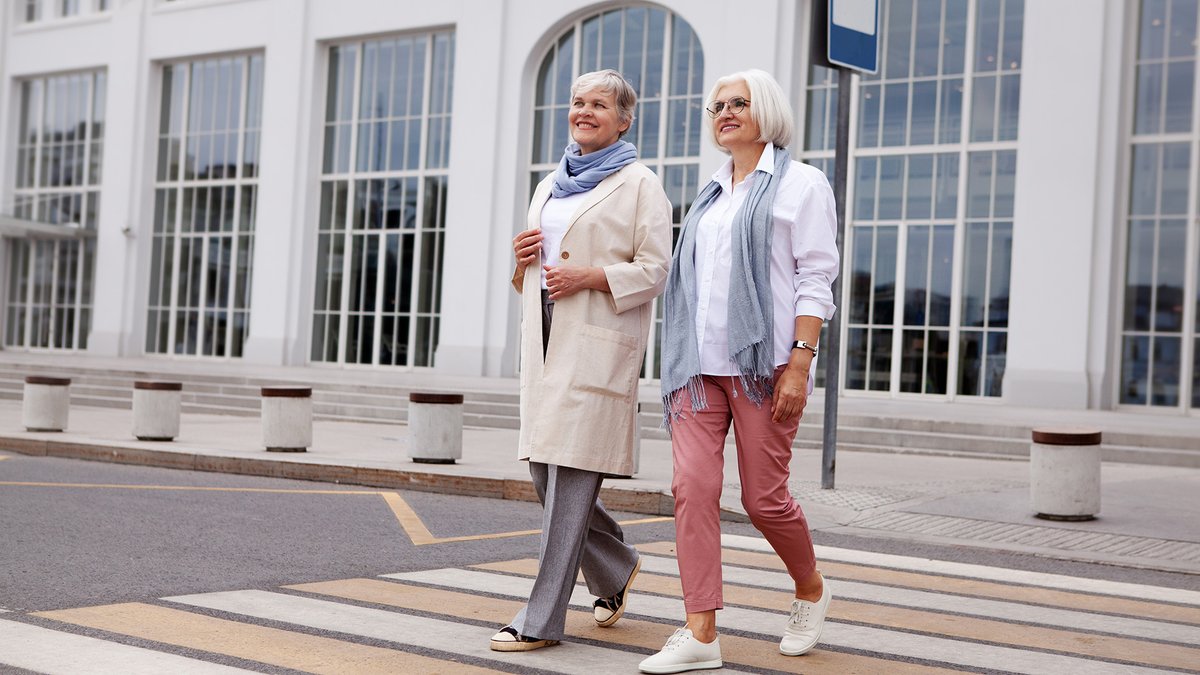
[561,251,570,260]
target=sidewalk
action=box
[1,399,1198,576]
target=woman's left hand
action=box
[771,364,809,423]
[544,265,607,300]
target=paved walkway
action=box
[2,399,1198,576]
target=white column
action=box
[86,1,149,356]
[241,1,312,365]
[1004,1,1115,409]
[433,1,508,375]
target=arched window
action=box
[530,5,704,377]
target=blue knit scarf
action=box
[551,140,638,198]
[660,147,791,434]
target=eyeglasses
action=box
[706,96,750,118]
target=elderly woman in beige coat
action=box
[490,69,672,652]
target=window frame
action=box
[1114,0,1200,413]
[799,0,1023,400]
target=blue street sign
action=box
[827,0,879,74]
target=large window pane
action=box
[146,55,262,357]
[6,71,104,351]
[1122,0,1200,409]
[802,0,1022,397]
[313,33,454,367]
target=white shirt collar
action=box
[713,142,778,193]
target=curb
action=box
[0,434,679,519]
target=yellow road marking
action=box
[379,489,673,545]
[0,456,10,461]
[0,481,672,546]
[35,602,497,675]
[291,578,959,675]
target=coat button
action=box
[560,251,570,260]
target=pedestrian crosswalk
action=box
[2,534,1199,674]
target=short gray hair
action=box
[570,69,638,133]
[705,69,794,152]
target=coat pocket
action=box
[570,324,641,399]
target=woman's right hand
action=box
[513,227,543,271]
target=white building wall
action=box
[1004,0,1121,409]
[1,0,1158,413]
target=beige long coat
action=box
[511,162,672,476]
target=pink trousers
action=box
[670,368,817,613]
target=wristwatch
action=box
[791,340,818,357]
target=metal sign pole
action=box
[821,67,853,490]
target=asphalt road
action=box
[0,454,681,612]
[3,452,1199,674]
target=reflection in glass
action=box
[882,83,910,146]
[1151,336,1181,405]
[8,71,105,351]
[1164,61,1193,133]
[855,156,877,220]
[971,74,997,141]
[314,34,453,366]
[1135,65,1164,135]
[1193,339,1200,408]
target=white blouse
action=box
[693,143,840,376]
[538,190,589,290]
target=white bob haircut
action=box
[704,69,794,152]
[571,69,638,135]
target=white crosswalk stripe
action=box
[719,535,1200,605]
[164,589,646,674]
[0,620,254,674]
[386,566,1182,675]
[1,540,1196,674]
[634,553,1200,644]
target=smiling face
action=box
[569,86,630,155]
[711,79,761,152]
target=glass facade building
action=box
[0,0,1194,416]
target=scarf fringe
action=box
[661,375,708,438]
[730,339,775,406]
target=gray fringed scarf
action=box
[660,147,791,435]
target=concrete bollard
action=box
[261,386,313,452]
[1030,428,1102,521]
[22,376,71,432]
[132,381,183,441]
[407,393,463,464]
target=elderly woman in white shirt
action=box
[495,69,672,653]
[640,69,840,674]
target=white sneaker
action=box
[638,627,722,674]
[780,575,832,656]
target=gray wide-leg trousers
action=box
[509,461,641,641]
